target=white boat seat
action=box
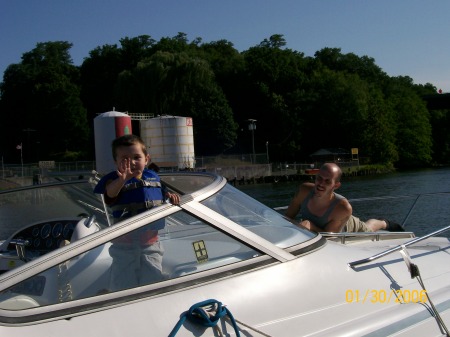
[0,294,40,310]
[71,218,100,242]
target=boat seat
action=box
[71,218,100,242]
[0,294,40,310]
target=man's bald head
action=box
[320,163,343,182]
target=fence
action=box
[0,156,361,181]
[0,161,96,179]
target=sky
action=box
[1,0,449,93]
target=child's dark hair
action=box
[111,134,148,160]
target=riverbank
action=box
[0,163,395,190]
[229,163,395,186]
[0,178,23,190]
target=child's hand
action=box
[166,192,180,205]
[117,159,135,181]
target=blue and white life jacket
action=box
[94,169,166,220]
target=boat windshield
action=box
[201,184,315,248]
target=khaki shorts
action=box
[343,215,371,232]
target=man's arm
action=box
[285,183,314,220]
[324,214,351,232]
[299,206,351,233]
[299,219,324,232]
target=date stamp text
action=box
[345,289,427,304]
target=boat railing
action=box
[348,223,450,268]
[321,231,415,244]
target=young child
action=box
[94,134,179,291]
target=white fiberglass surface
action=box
[201,184,315,248]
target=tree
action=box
[258,34,287,49]
[385,77,432,167]
[199,39,245,105]
[314,48,387,83]
[299,68,370,155]
[361,87,398,164]
[80,43,122,120]
[0,41,88,162]
[240,35,308,160]
[1,34,444,167]
[428,108,450,164]
[116,51,238,154]
[119,35,156,70]
[153,32,191,53]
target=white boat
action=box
[0,172,449,337]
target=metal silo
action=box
[94,110,132,174]
[140,116,195,169]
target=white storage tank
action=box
[94,110,132,174]
[140,116,195,169]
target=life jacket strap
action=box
[121,180,162,192]
[111,200,163,216]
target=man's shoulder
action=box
[335,197,352,214]
[300,182,314,192]
[294,182,313,200]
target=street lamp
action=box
[248,119,257,164]
[266,141,269,163]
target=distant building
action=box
[310,148,351,163]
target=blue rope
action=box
[168,299,240,337]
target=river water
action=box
[237,167,450,237]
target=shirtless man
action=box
[285,162,404,233]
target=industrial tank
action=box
[94,110,132,174]
[140,116,195,169]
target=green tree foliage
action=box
[199,40,245,110]
[314,47,388,83]
[361,87,398,164]
[384,77,432,167]
[311,49,433,166]
[429,108,450,164]
[413,82,450,165]
[116,51,238,154]
[0,41,88,161]
[241,35,308,160]
[0,33,446,167]
[80,44,122,120]
[300,69,370,154]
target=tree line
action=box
[0,33,448,168]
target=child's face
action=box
[115,144,149,176]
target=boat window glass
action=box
[0,182,109,239]
[201,184,315,248]
[0,210,259,311]
[160,174,216,194]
